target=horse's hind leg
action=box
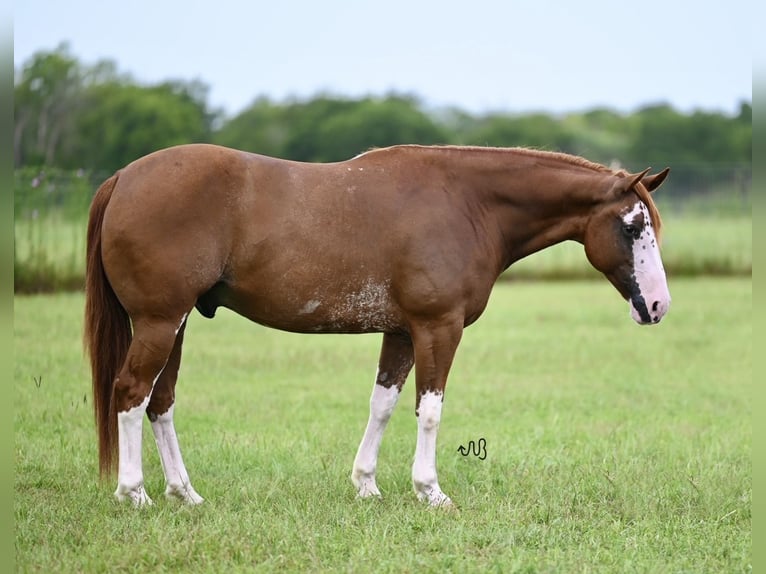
[113,314,186,506]
[146,315,204,505]
[351,333,414,498]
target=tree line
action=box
[15,45,751,193]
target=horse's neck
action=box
[459,154,612,269]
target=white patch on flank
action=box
[150,404,204,504]
[299,300,321,315]
[622,201,671,324]
[330,279,393,330]
[412,390,452,506]
[114,395,153,506]
[352,381,401,497]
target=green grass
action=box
[13,216,88,292]
[15,278,751,572]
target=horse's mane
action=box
[363,144,663,241]
[504,146,664,242]
[445,145,613,173]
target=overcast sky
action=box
[14,0,751,118]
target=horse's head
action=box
[584,167,671,325]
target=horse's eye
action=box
[623,224,640,239]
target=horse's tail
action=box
[83,172,131,478]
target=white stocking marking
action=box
[351,380,401,497]
[114,395,153,506]
[150,404,204,504]
[412,390,451,506]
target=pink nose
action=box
[630,296,670,325]
[649,298,670,323]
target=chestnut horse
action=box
[84,144,670,507]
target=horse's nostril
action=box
[652,301,659,312]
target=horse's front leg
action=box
[351,333,414,498]
[410,317,463,507]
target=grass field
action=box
[15,278,751,573]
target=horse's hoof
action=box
[115,484,153,507]
[165,484,205,505]
[352,472,382,499]
[415,485,453,508]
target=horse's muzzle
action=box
[630,295,670,325]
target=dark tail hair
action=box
[83,173,132,477]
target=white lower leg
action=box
[115,395,153,506]
[351,382,401,497]
[412,390,451,506]
[150,404,204,504]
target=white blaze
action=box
[623,201,671,324]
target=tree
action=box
[627,103,751,194]
[213,96,291,158]
[13,45,750,190]
[217,94,448,162]
[14,44,84,167]
[562,108,631,165]
[309,95,449,162]
[15,47,215,172]
[281,95,363,161]
[463,113,577,153]
[69,79,214,172]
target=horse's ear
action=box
[641,167,670,193]
[630,168,652,189]
[612,168,651,195]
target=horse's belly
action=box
[219,277,404,334]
